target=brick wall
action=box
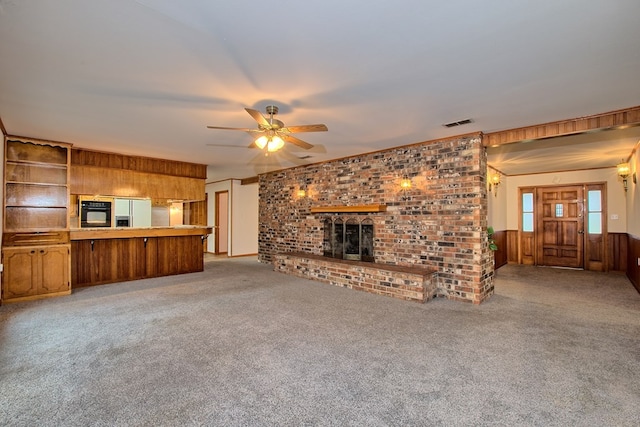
[259,133,494,304]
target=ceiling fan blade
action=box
[281,124,328,133]
[207,125,256,131]
[206,143,247,148]
[279,150,311,166]
[281,134,314,150]
[245,108,271,127]
[250,151,283,174]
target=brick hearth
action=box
[275,252,438,303]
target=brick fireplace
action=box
[322,215,375,262]
[259,133,494,304]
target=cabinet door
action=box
[2,248,38,299]
[38,245,70,294]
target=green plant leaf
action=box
[487,226,497,251]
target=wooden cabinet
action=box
[4,139,70,231]
[2,137,72,304]
[71,232,207,287]
[70,148,206,201]
[1,245,71,302]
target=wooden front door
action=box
[536,185,584,268]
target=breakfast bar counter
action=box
[70,226,212,287]
[70,225,212,240]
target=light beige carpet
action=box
[1,258,639,426]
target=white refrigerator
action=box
[114,198,152,227]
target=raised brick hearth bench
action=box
[274,252,438,303]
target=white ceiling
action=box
[1,0,639,181]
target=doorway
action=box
[215,191,229,255]
[519,183,607,271]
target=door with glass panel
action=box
[583,184,606,271]
[536,185,584,268]
[519,184,606,271]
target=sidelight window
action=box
[587,190,602,234]
[522,192,534,232]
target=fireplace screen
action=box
[323,217,374,262]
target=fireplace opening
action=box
[323,217,374,262]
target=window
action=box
[587,190,602,234]
[522,192,534,232]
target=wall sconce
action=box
[296,182,307,199]
[488,173,501,197]
[400,175,412,200]
[617,160,630,192]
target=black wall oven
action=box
[80,200,112,228]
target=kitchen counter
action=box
[70,225,213,287]
[70,225,212,240]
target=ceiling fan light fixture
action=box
[267,135,285,152]
[255,135,269,149]
[208,105,326,153]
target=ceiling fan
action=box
[207,105,327,153]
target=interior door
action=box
[215,191,229,255]
[536,185,584,268]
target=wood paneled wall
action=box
[506,230,519,264]
[608,232,628,272]
[184,197,207,226]
[70,148,206,201]
[492,230,508,269]
[626,234,640,294]
[499,230,631,275]
[71,166,204,201]
[72,149,207,178]
[71,235,204,287]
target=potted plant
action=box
[487,226,498,251]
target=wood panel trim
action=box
[5,134,73,149]
[484,105,640,147]
[0,116,7,136]
[241,176,259,185]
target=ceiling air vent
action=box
[443,118,473,128]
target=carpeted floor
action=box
[1,258,639,426]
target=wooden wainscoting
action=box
[492,230,507,269]
[501,230,630,274]
[506,230,519,264]
[494,230,524,267]
[608,232,628,272]
[627,234,640,293]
